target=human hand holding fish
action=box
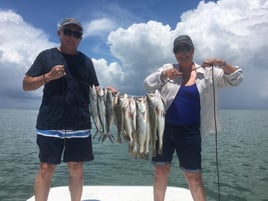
[95,86,117,95]
[106,86,118,95]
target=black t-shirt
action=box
[26,48,99,130]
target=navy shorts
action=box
[37,135,94,164]
[152,123,201,172]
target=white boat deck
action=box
[27,185,193,201]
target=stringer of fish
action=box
[89,86,165,160]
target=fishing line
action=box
[62,71,67,144]
[211,66,221,201]
[69,74,92,87]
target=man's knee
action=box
[39,163,56,178]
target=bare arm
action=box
[23,74,46,91]
[22,65,65,91]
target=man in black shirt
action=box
[23,18,111,201]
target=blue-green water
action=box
[0,108,267,201]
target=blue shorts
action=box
[37,134,94,164]
[152,123,201,172]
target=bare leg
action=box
[68,162,83,201]
[34,163,56,201]
[153,164,171,201]
[184,172,206,201]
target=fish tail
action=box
[93,129,100,139]
[108,132,114,143]
[144,153,150,160]
[116,135,122,143]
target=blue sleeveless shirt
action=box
[165,83,200,126]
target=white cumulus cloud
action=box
[103,0,268,108]
[84,18,117,37]
[0,10,57,107]
[0,0,267,109]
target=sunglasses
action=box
[174,45,192,54]
[62,28,82,39]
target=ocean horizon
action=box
[0,108,267,201]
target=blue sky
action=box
[0,0,268,109]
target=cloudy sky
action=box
[0,0,267,109]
